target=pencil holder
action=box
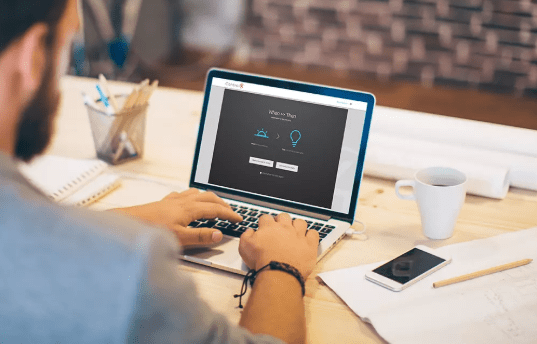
[86,95,148,165]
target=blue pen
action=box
[96,84,114,115]
[81,92,98,109]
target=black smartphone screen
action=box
[373,248,446,284]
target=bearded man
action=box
[0,1,319,343]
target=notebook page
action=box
[18,155,109,202]
[61,173,121,206]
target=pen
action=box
[81,92,98,109]
[95,84,114,115]
[99,74,120,113]
[433,258,533,288]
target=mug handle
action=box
[395,180,416,201]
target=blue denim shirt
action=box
[0,152,282,344]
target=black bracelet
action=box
[234,261,306,309]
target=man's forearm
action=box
[239,270,306,344]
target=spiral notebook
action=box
[18,155,121,206]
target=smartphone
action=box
[365,245,451,292]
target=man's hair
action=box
[0,0,69,54]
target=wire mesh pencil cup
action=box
[86,95,148,165]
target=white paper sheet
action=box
[319,228,537,344]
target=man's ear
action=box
[15,23,50,102]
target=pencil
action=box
[123,87,139,110]
[134,79,150,107]
[433,258,533,288]
[140,80,159,105]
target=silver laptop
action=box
[182,69,375,275]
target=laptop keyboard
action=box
[188,202,335,242]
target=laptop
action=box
[181,69,375,275]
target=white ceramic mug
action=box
[395,167,467,240]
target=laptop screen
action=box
[192,70,374,221]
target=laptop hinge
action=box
[213,191,331,221]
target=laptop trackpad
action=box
[181,236,247,273]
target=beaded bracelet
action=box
[234,261,306,308]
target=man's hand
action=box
[239,213,319,278]
[110,189,242,246]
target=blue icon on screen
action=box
[290,130,301,147]
[255,129,269,138]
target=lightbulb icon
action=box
[290,130,301,147]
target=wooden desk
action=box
[51,76,537,344]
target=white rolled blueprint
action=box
[364,134,510,199]
[363,106,537,198]
[372,106,537,158]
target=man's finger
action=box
[306,229,320,247]
[189,203,243,223]
[258,214,276,229]
[293,218,308,236]
[176,226,223,246]
[238,229,256,270]
[165,188,199,199]
[240,228,255,241]
[195,191,232,208]
[276,212,292,225]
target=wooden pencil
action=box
[433,258,533,288]
[134,79,150,107]
[123,87,139,110]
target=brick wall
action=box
[243,0,537,98]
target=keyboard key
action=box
[320,227,332,234]
[247,211,259,216]
[201,220,218,228]
[311,226,322,231]
[239,221,250,226]
[188,221,201,227]
[319,232,327,238]
[260,211,269,214]
[239,206,248,209]
[228,224,239,231]
[238,226,249,232]
[325,225,335,229]
[215,223,230,230]
[270,212,278,216]
[229,203,238,207]
[250,223,259,229]
[220,228,242,238]
[306,220,313,224]
[237,209,248,214]
[246,217,258,222]
[314,222,324,227]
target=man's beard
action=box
[15,55,60,162]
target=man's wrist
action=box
[252,261,306,296]
[254,269,303,293]
[235,261,306,308]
